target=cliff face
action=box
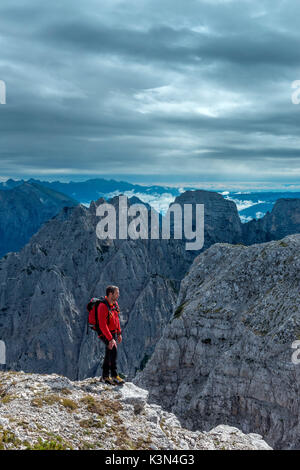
[0,182,78,258]
[135,234,300,450]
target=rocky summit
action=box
[0,370,271,450]
[135,234,300,450]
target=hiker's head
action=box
[106,285,119,303]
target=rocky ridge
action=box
[0,370,271,450]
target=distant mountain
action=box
[225,191,300,205]
[0,178,180,202]
[0,182,78,258]
[242,198,300,244]
[0,178,300,256]
[224,191,300,222]
[0,178,26,190]
[239,202,274,221]
[2,179,300,222]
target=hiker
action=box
[97,285,124,385]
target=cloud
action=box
[0,0,299,183]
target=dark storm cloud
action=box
[0,0,300,183]
[39,19,300,67]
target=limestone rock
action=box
[0,370,272,450]
[135,234,300,449]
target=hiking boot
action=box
[112,375,125,385]
[102,376,115,385]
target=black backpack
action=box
[86,297,112,336]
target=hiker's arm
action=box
[98,303,113,342]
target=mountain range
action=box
[2,177,300,219]
[0,183,299,449]
[0,190,299,378]
[1,178,300,258]
[0,178,179,202]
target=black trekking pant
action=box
[99,332,118,378]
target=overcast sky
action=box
[0,0,300,188]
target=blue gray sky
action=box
[0,0,300,189]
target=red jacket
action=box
[98,296,121,341]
